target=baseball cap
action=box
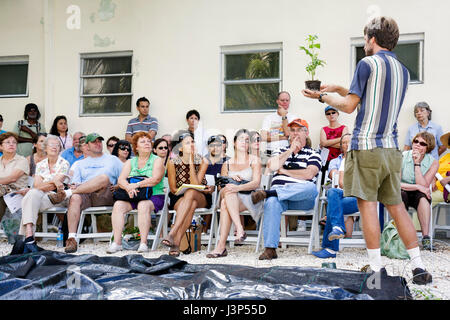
[288,118,309,130]
[85,133,104,143]
[207,135,223,146]
[325,106,338,114]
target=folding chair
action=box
[76,206,113,244]
[213,174,271,253]
[35,206,68,241]
[432,202,450,238]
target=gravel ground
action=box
[1,236,448,300]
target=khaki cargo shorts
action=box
[344,148,402,205]
[79,184,114,211]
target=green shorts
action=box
[344,148,402,205]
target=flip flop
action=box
[235,232,247,244]
[206,249,228,258]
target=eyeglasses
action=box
[119,145,131,151]
[157,146,168,150]
[413,139,428,147]
[252,137,261,143]
[325,111,337,116]
[107,144,116,148]
[209,143,222,148]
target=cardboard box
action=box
[179,226,202,253]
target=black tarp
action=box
[0,250,412,300]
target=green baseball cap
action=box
[85,133,104,143]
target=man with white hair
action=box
[61,131,85,167]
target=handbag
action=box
[113,176,153,202]
[215,175,252,194]
[380,220,410,260]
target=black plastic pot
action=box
[305,80,321,91]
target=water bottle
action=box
[56,227,63,248]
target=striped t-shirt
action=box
[126,115,158,138]
[270,146,322,187]
[349,50,410,151]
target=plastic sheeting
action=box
[0,250,412,300]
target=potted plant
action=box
[299,34,326,91]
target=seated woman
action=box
[401,132,439,251]
[19,134,70,253]
[312,134,359,259]
[27,133,47,177]
[153,138,170,167]
[0,132,30,221]
[107,132,165,254]
[161,130,213,256]
[207,129,262,258]
[111,140,132,163]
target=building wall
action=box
[1,0,449,152]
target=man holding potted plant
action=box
[302,16,432,285]
[261,91,299,157]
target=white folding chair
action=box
[76,206,113,244]
[35,206,68,241]
[432,202,450,238]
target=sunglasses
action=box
[325,111,337,116]
[157,146,168,150]
[413,139,428,147]
[119,145,131,151]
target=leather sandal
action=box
[161,235,174,247]
[169,245,180,257]
[206,249,228,258]
[235,232,247,244]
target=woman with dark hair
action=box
[216,134,229,159]
[106,136,120,154]
[50,115,72,152]
[13,103,46,157]
[404,102,446,160]
[27,133,47,177]
[111,140,132,163]
[207,129,262,258]
[153,138,169,166]
[401,131,439,250]
[161,130,213,256]
[186,109,208,156]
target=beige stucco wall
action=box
[0,0,449,150]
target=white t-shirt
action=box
[338,157,346,172]
[262,112,298,152]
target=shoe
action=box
[251,190,267,204]
[360,265,387,276]
[23,242,40,254]
[235,232,247,244]
[169,245,180,257]
[311,249,336,259]
[412,268,433,285]
[64,237,78,253]
[137,242,148,253]
[296,220,306,232]
[161,234,174,247]
[106,242,123,254]
[48,189,66,205]
[328,227,345,241]
[421,237,432,251]
[206,248,228,258]
[258,248,278,260]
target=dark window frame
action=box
[0,55,29,98]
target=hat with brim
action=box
[288,118,309,130]
[85,133,104,143]
[441,132,450,148]
[325,106,338,114]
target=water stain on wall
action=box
[93,34,115,47]
[97,0,116,22]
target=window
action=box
[0,56,29,97]
[80,51,133,116]
[351,33,424,83]
[221,43,282,113]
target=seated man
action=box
[251,119,321,260]
[64,133,123,253]
[61,131,85,167]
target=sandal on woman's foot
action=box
[319,217,327,227]
[161,235,174,247]
[206,249,228,258]
[235,232,247,244]
[169,245,180,257]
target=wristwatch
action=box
[414,164,421,167]
[281,116,287,120]
[318,93,327,103]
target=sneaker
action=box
[412,268,433,285]
[421,237,432,251]
[23,242,40,254]
[251,190,267,204]
[296,220,306,232]
[64,237,78,253]
[137,242,148,253]
[311,248,336,259]
[328,227,345,241]
[48,189,66,205]
[106,242,123,254]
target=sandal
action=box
[169,245,180,257]
[161,234,174,247]
[235,232,247,244]
[319,216,327,227]
[206,249,228,258]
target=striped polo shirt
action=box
[126,115,158,138]
[270,146,322,187]
[349,50,410,151]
